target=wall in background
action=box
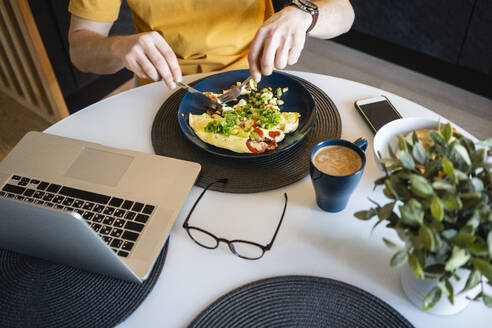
[335,0,491,99]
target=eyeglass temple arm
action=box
[264,193,288,250]
[183,178,228,228]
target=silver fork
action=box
[176,81,223,111]
[217,76,253,104]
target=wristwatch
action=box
[289,0,319,33]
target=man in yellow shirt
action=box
[68,0,354,89]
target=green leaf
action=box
[432,180,454,191]
[472,258,492,282]
[412,142,427,164]
[471,178,484,193]
[383,187,395,199]
[390,250,408,267]
[424,264,445,279]
[478,138,492,148]
[388,144,397,159]
[488,231,492,257]
[437,281,449,297]
[460,193,482,210]
[430,196,444,221]
[400,199,424,227]
[378,202,395,220]
[454,169,468,181]
[424,159,441,178]
[379,158,400,166]
[455,144,472,166]
[466,210,482,230]
[445,280,454,305]
[374,176,386,186]
[437,280,454,305]
[423,287,442,311]
[412,131,419,145]
[442,156,455,183]
[442,229,457,240]
[419,224,436,251]
[471,149,487,165]
[468,242,488,256]
[384,179,398,199]
[445,247,470,271]
[398,151,415,170]
[484,294,492,308]
[398,135,408,151]
[442,193,463,210]
[354,209,377,221]
[390,175,411,200]
[459,269,481,294]
[460,192,481,200]
[429,130,446,146]
[383,238,402,250]
[410,174,434,198]
[472,291,484,301]
[452,233,476,248]
[409,253,425,279]
[442,123,452,142]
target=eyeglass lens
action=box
[187,228,218,249]
[188,227,265,259]
[229,241,264,260]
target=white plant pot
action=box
[400,264,480,315]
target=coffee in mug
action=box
[310,138,368,212]
[313,145,362,176]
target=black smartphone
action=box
[354,96,402,133]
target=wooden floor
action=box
[0,79,133,162]
[0,92,51,161]
[0,38,490,162]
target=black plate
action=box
[178,70,316,159]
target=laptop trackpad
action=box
[64,147,134,187]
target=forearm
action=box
[308,0,355,39]
[69,30,124,74]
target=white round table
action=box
[46,71,490,327]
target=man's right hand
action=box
[69,15,181,89]
[112,32,182,89]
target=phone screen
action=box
[357,100,402,132]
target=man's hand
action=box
[248,6,311,82]
[248,0,355,82]
[112,32,182,89]
[69,15,181,89]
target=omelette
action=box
[189,81,300,154]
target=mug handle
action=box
[354,138,368,152]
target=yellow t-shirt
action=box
[69,0,274,84]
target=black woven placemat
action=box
[151,74,341,193]
[188,275,414,328]
[0,240,169,328]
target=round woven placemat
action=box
[0,241,169,328]
[188,275,414,328]
[151,74,341,193]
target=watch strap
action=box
[289,0,319,33]
[306,10,318,33]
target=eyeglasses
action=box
[182,178,288,260]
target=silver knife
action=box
[177,82,223,111]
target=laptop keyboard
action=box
[0,174,156,258]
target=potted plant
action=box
[354,122,492,313]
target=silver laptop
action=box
[0,131,200,283]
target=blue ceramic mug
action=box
[310,138,368,212]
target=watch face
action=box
[298,0,317,10]
[293,0,318,14]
